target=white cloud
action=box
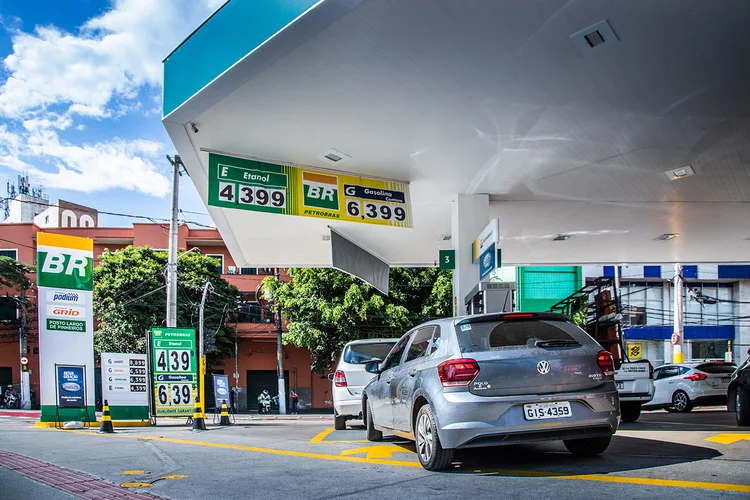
[0,0,225,197]
[0,125,170,196]
[0,0,224,120]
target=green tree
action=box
[0,256,34,291]
[93,246,238,363]
[263,268,452,373]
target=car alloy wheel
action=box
[673,391,689,412]
[416,412,434,464]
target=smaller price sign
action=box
[150,328,197,417]
[100,353,149,420]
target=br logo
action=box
[302,172,339,211]
[42,252,88,277]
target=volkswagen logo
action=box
[537,360,551,374]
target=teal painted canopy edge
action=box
[163,0,320,117]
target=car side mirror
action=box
[327,373,334,381]
[364,359,382,374]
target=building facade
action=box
[583,265,750,368]
[0,222,332,412]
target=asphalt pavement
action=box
[0,409,749,499]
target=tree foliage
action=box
[93,246,238,363]
[263,268,452,373]
[0,256,34,291]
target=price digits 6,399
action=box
[345,200,407,222]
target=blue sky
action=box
[0,0,225,227]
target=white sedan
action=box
[642,362,736,413]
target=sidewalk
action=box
[0,409,333,421]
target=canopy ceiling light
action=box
[655,233,679,241]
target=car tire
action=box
[564,435,612,457]
[365,400,383,442]
[671,390,692,413]
[620,403,641,423]
[737,387,750,426]
[414,404,454,471]
[334,414,347,430]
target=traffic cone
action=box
[99,400,114,433]
[219,402,231,426]
[192,400,206,431]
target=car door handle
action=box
[408,370,417,377]
[386,376,395,384]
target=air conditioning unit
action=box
[227,266,237,275]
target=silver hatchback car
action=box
[361,312,620,470]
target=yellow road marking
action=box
[162,474,187,479]
[308,427,334,444]
[340,445,412,459]
[705,433,750,445]
[50,429,750,493]
[121,482,152,488]
[121,470,144,475]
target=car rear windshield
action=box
[343,342,397,364]
[456,319,591,353]
[695,363,736,374]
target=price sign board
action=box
[207,153,412,227]
[101,353,149,420]
[150,328,197,417]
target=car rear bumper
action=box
[332,386,363,417]
[432,386,620,450]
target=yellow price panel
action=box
[628,343,643,360]
[208,153,412,228]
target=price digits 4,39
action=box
[219,182,285,208]
[346,200,406,222]
[155,350,192,372]
[157,384,193,405]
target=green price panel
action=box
[150,328,197,417]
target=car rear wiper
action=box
[535,339,581,348]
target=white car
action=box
[642,362,736,413]
[331,339,398,430]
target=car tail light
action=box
[333,370,347,387]
[597,351,615,376]
[648,361,654,380]
[684,373,707,381]
[437,359,480,387]
[501,313,536,319]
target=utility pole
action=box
[19,286,30,409]
[673,264,684,363]
[166,155,181,328]
[234,295,240,413]
[198,280,211,423]
[275,268,286,415]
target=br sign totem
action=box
[37,233,95,423]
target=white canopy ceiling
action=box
[164,0,750,267]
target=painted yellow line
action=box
[121,482,152,488]
[161,474,187,479]
[308,427,335,444]
[50,429,750,493]
[705,433,750,445]
[34,421,151,428]
[122,470,144,475]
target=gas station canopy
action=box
[163,0,750,269]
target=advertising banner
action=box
[37,233,95,422]
[101,353,149,420]
[478,245,496,281]
[207,153,412,228]
[212,374,231,407]
[151,328,197,417]
[56,365,85,408]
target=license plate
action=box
[721,378,730,383]
[523,402,572,420]
[616,381,624,390]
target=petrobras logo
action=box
[47,290,86,305]
[47,304,86,319]
[482,252,492,268]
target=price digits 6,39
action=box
[346,200,407,222]
[157,384,193,406]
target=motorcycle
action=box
[259,398,271,414]
[2,391,19,409]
